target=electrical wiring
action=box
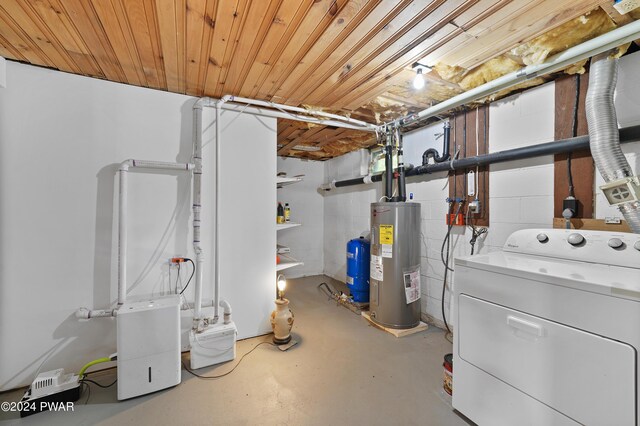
[466,204,488,256]
[180,259,196,295]
[441,202,463,339]
[567,74,580,198]
[81,378,117,389]
[182,341,275,379]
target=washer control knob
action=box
[567,233,585,246]
[635,241,640,251]
[536,233,549,243]
[608,238,624,249]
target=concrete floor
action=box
[0,275,471,426]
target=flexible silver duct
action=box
[586,51,640,233]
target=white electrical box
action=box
[117,295,181,400]
[189,321,237,370]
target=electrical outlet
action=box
[469,199,480,214]
[614,0,640,14]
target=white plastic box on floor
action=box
[117,295,181,400]
[189,322,237,369]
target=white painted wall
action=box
[0,61,275,391]
[322,49,640,327]
[276,157,324,278]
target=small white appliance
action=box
[189,321,237,369]
[453,229,640,426]
[117,295,181,400]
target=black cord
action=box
[441,202,463,336]
[180,259,195,295]
[81,378,117,389]
[567,74,580,198]
[182,341,275,379]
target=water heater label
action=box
[403,267,421,304]
[370,255,383,281]
[381,244,393,258]
[380,225,394,244]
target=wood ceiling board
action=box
[276,0,396,105]
[184,0,212,95]
[91,0,145,86]
[253,0,349,101]
[221,0,281,96]
[238,0,309,97]
[29,0,101,76]
[0,3,62,72]
[436,0,607,70]
[202,0,239,96]
[60,0,127,82]
[278,124,328,155]
[308,0,478,107]
[156,0,187,93]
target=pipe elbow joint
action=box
[219,300,232,324]
[76,307,90,320]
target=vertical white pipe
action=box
[192,103,204,323]
[117,164,129,305]
[214,101,222,322]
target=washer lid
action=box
[455,251,640,302]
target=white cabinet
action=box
[276,176,303,272]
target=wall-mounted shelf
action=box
[277,222,301,231]
[277,176,303,188]
[276,257,304,271]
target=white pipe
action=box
[391,19,640,128]
[192,102,204,326]
[126,159,194,170]
[117,162,128,305]
[76,307,117,319]
[221,102,375,132]
[214,99,223,323]
[219,300,232,324]
[224,95,377,130]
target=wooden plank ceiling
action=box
[0,0,632,160]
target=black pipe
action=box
[421,121,451,165]
[407,125,640,176]
[384,143,393,199]
[334,174,382,188]
[326,125,640,188]
[396,129,407,202]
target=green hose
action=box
[78,357,112,377]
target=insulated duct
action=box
[586,52,640,233]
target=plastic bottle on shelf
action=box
[277,202,285,224]
[284,203,291,222]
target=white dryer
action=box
[453,228,640,426]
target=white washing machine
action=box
[453,228,640,426]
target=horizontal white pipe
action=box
[391,19,640,127]
[76,308,117,319]
[225,95,377,130]
[121,159,194,171]
[220,102,376,132]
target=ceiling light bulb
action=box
[413,68,425,90]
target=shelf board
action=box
[277,222,301,231]
[277,176,303,188]
[276,260,304,271]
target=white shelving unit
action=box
[277,175,303,272]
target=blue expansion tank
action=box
[346,237,370,303]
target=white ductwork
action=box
[586,52,640,233]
